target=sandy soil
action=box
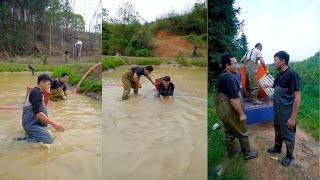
[152,31,205,58]
[245,121,319,180]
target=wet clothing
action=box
[122,68,140,100]
[51,78,67,91]
[243,48,262,99]
[273,67,300,147]
[214,71,252,157]
[50,78,67,101]
[131,66,147,77]
[158,82,174,96]
[18,87,53,144]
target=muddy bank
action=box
[245,121,319,180]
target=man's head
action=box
[255,43,262,51]
[75,37,79,41]
[60,72,69,84]
[37,74,51,92]
[163,76,171,86]
[143,65,153,75]
[220,52,238,74]
[273,51,290,70]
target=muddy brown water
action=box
[0,72,102,180]
[103,65,207,180]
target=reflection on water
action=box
[103,65,207,180]
[0,72,102,180]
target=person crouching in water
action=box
[17,74,65,144]
[158,76,174,101]
[122,65,155,100]
[50,73,69,101]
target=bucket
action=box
[155,77,163,90]
[26,87,51,106]
[240,64,268,98]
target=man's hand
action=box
[239,114,247,122]
[266,70,270,75]
[264,83,273,88]
[52,121,65,132]
[287,117,295,129]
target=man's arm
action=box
[258,57,269,74]
[287,91,301,128]
[133,73,141,88]
[230,98,247,122]
[146,75,155,85]
[241,55,247,63]
[35,113,65,132]
[63,90,68,97]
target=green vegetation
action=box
[208,89,248,180]
[102,56,207,70]
[0,63,101,93]
[0,1,86,56]
[102,2,207,57]
[102,56,128,69]
[208,0,248,87]
[52,64,101,93]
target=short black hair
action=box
[255,43,262,48]
[145,65,153,71]
[38,74,51,85]
[61,72,69,77]
[220,52,235,69]
[274,51,290,65]
[163,76,171,81]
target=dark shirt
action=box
[159,82,174,96]
[273,67,300,93]
[51,78,67,91]
[29,87,43,115]
[217,70,240,99]
[131,66,147,77]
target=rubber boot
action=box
[239,137,258,160]
[226,139,237,159]
[133,89,138,95]
[246,92,253,101]
[281,144,294,167]
[252,95,262,104]
[267,143,282,153]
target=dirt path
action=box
[245,121,319,180]
[151,31,205,58]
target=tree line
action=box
[0,0,85,58]
[102,1,207,57]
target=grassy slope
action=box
[0,63,101,93]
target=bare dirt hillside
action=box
[151,31,206,58]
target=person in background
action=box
[74,37,82,64]
[158,76,174,101]
[192,43,198,58]
[28,65,35,76]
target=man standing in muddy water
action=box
[122,65,155,100]
[50,72,68,101]
[265,51,301,167]
[214,52,258,160]
[17,74,65,144]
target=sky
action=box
[71,0,102,32]
[235,0,320,63]
[102,0,199,23]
